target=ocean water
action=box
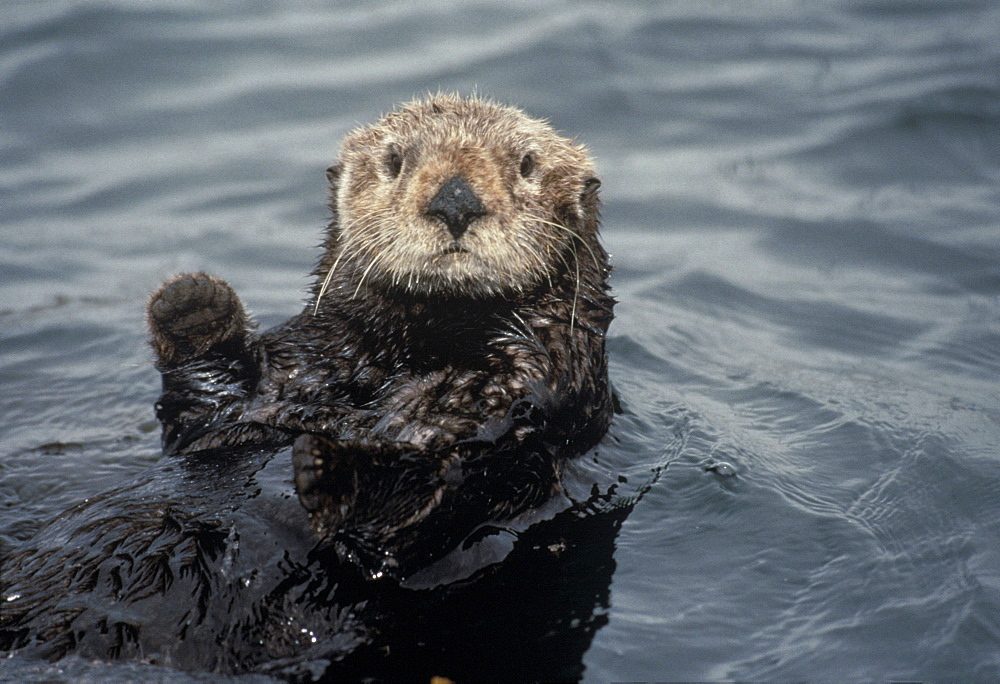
[2,1,999,681]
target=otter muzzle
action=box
[426,176,486,240]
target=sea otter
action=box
[146,93,615,574]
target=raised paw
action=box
[147,272,251,367]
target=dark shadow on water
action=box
[0,440,635,682]
[291,503,629,682]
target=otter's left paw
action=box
[292,434,442,533]
[147,272,251,367]
[292,433,340,518]
[293,434,378,525]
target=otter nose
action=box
[426,176,486,240]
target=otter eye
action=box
[386,151,403,178]
[519,153,535,178]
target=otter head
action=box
[320,94,601,301]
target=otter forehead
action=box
[340,94,592,175]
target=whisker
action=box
[533,216,602,271]
[352,252,384,300]
[541,240,580,328]
[314,212,400,313]
[356,228,402,296]
[571,246,580,330]
[313,246,348,315]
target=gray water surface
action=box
[2,1,999,681]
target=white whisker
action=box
[313,246,348,315]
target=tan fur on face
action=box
[327,94,597,299]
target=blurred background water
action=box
[2,1,999,680]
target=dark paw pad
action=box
[293,433,336,516]
[148,272,249,366]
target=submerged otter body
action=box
[0,95,616,670]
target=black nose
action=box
[426,176,486,239]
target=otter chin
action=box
[141,93,615,577]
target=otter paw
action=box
[293,434,447,536]
[292,433,333,516]
[147,272,250,367]
[293,434,365,527]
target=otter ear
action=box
[326,163,342,188]
[580,177,601,217]
[580,176,601,202]
[326,163,342,214]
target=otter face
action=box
[327,94,599,299]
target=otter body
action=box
[150,94,614,571]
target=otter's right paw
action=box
[147,272,251,367]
